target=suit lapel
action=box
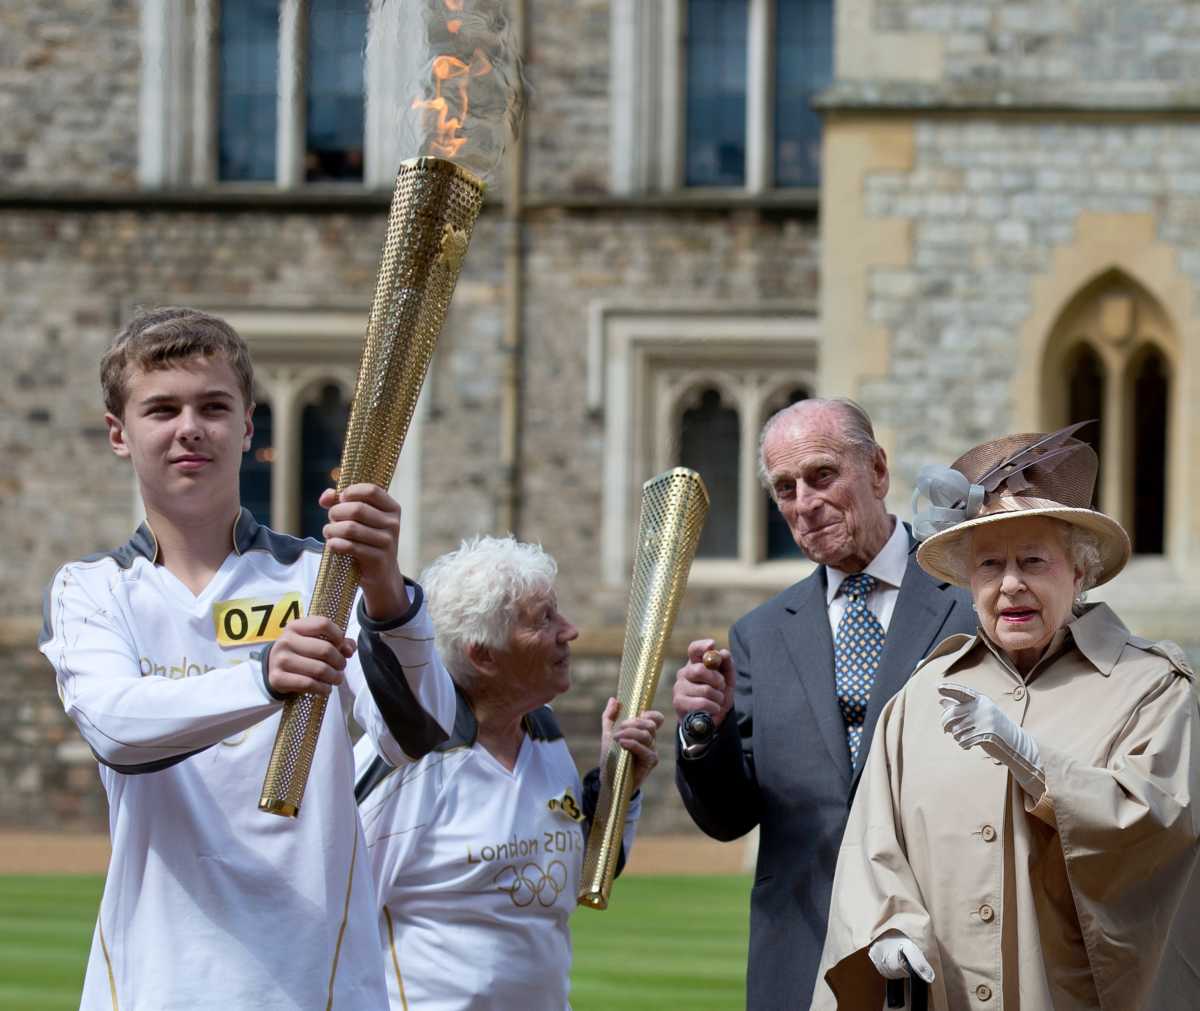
[851,548,957,785]
[778,569,851,788]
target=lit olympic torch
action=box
[259,0,524,817]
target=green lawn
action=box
[0,873,749,1010]
[0,875,103,1011]
[570,875,750,1010]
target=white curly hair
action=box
[420,535,558,692]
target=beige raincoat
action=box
[814,603,1200,1011]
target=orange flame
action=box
[411,5,494,160]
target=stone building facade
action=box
[2,0,1198,838]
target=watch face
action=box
[683,711,716,742]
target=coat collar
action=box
[945,601,1132,679]
[1066,602,1132,677]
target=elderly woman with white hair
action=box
[353,535,664,1011]
[814,427,1200,1011]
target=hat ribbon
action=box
[912,466,986,541]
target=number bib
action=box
[212,593,303,647]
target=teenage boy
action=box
[39,306,457,1010]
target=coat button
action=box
[979,903,995,922]
[981,824,996,842]
[976,983,993,1001]
[1013,686,1026,701]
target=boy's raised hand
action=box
[319,483,408,621]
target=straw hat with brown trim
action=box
[912,424,1131,589]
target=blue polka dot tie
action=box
[834,573,885,765]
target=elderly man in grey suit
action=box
[673,398,976,1010]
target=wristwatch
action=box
[678,711,717,759]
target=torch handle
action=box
[259,551,361,817]
[578,739,638,910]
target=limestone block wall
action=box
[820,112,1200,649]
[0,0,140,187]
[867,0,1200,87]
[523,0,612,196]
[851,118,1200,500]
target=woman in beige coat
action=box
[814,427,1200,1011]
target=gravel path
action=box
[0,830,755,876]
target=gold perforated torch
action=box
[259,0,523,817]
[578,468,710,908]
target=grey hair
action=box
[1066,525,1104,597]
[756,396,880,495]
[420,535,558,693]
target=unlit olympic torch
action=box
[260,0,522,817]
[578,468,709,908]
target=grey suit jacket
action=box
[675,533,975,1011]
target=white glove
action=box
[938,682,1045,799]
[868,930,935,982]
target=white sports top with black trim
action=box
[39,509,456,1011]
[354,702,641,1011]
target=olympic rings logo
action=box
[493,860,569,908]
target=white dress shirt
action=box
[825,517,909,635]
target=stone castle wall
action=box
[0,1,140,188]
[874,0,1200,88]
[5,0,1200,838]
[0,198,819,836]
[860,118,1200,488]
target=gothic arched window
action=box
[1044,272,1175,557]
[241,399,275,527]
[1129,346,1169,555]
[762,385,811,559]
[1065,344,1105,509]
[680,387,742,558]
[300,383,351,540]
[599,309,819,584]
